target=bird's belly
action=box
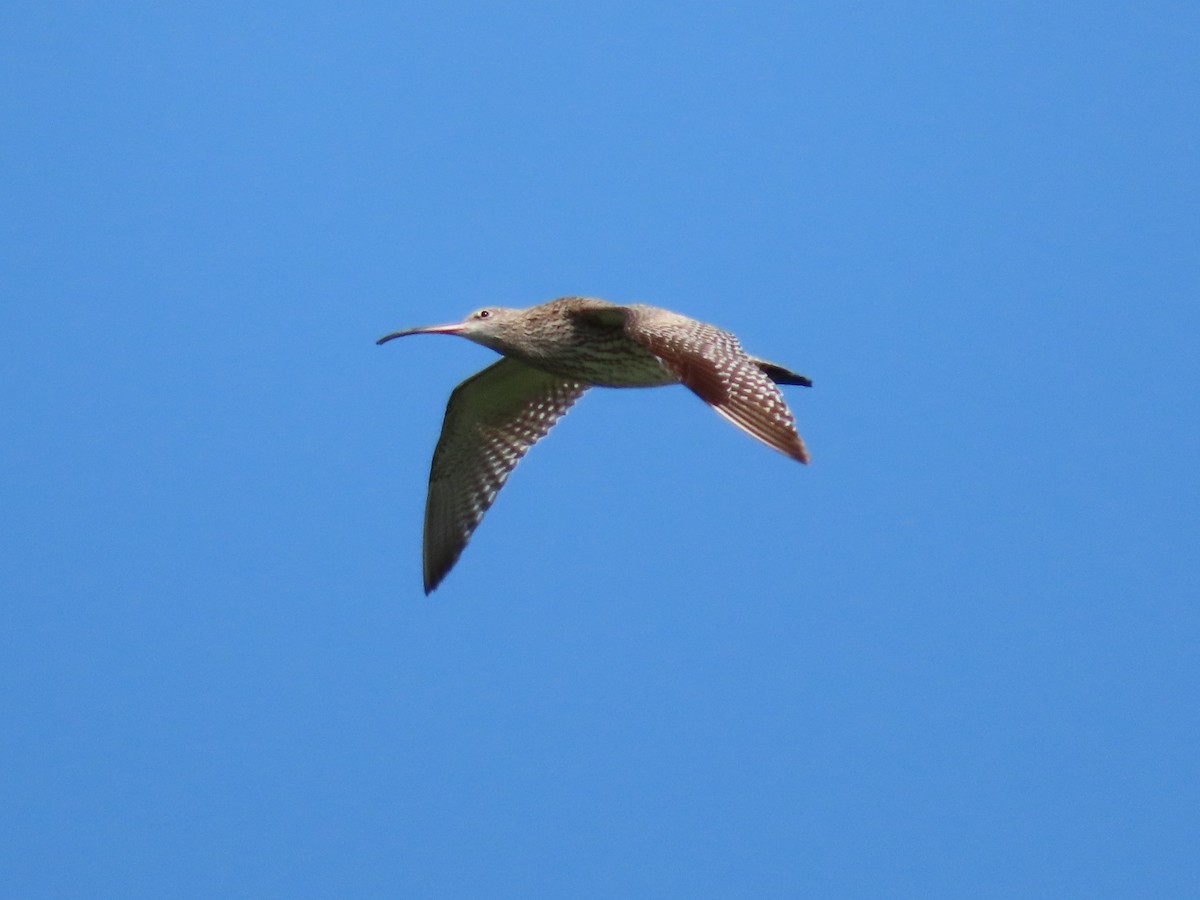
[521,346,678,388]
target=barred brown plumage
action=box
[377,296,812,593]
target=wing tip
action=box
[774,433,809,464]
[422,545,457,595]
[423,566,449,595]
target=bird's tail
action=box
[752,358,812,387]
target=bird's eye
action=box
[477,309,490,319]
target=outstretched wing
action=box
[422,358,588,593]
[618,307,809,464]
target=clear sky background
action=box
[3,3,1197,897]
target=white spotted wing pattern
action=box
[613,306,810,464]
[422,357,588,593]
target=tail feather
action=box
[753,359,812,387]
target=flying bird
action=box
[377,296,811,593]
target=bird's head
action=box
[376,306,524,353]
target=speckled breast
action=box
[517,328,678,388]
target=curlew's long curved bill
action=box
[376,323,466,345]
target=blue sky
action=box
[3,3,1197,897]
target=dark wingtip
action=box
[424,560,450,595]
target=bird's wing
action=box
[422,357,588,594]
[618,308,810,464]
